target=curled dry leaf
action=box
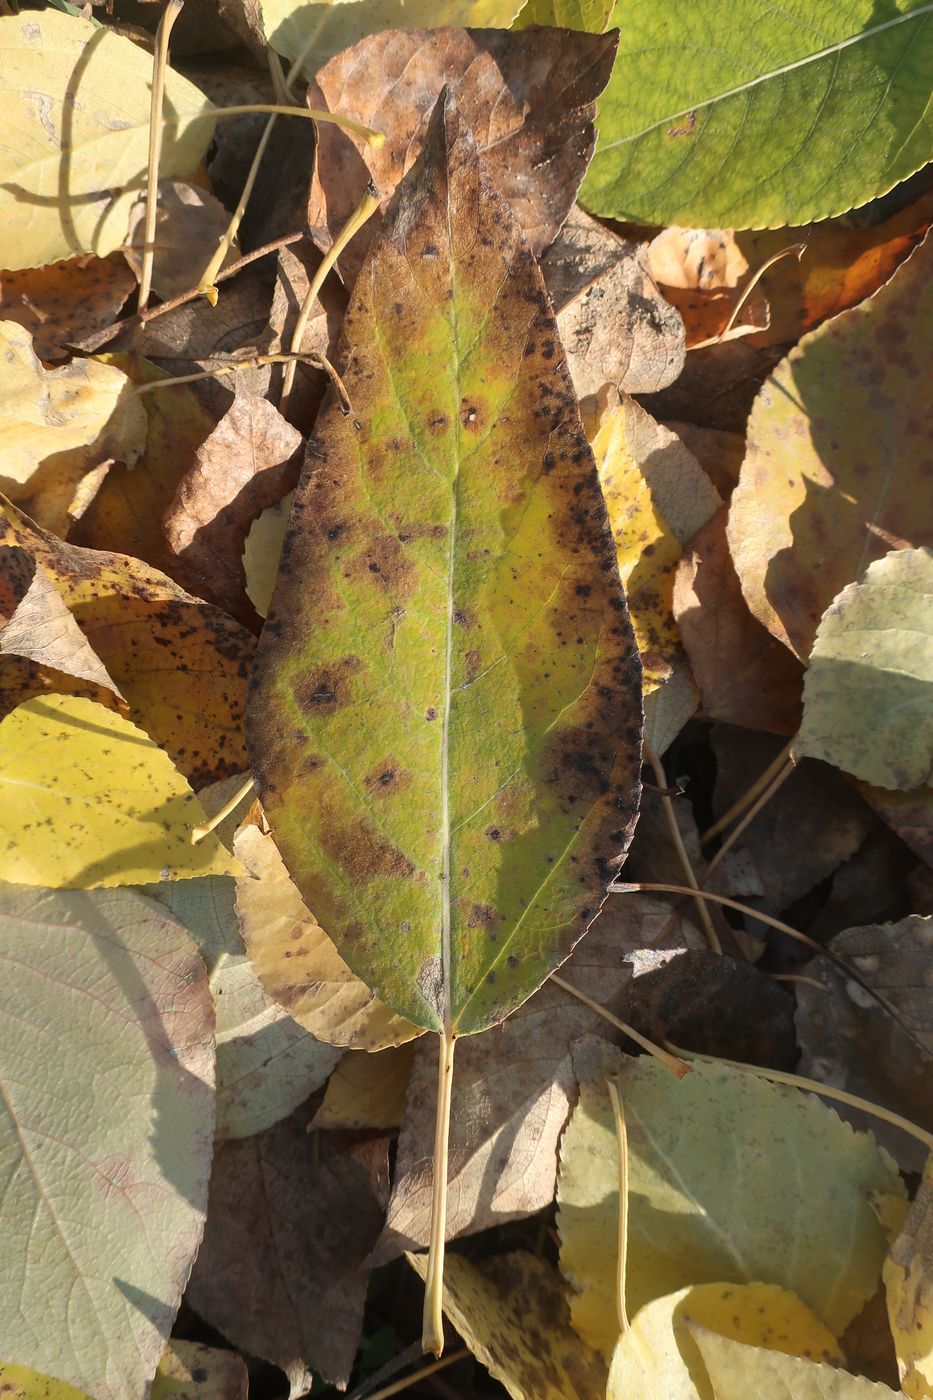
[795,547,933,790]
[234,821,420,1051]
[884,1152,933,1400]
[796,915,933,1173]
[0,12,214,269]
[0,254,134,362]
[0,695,239,887]
[673,507,804,735]
[305,26,618,286]
[0,885,215,1400]
[648,226,770,348]
[408,1251,607,1400]
[728,232,933,662]
[0,320,146,534]
[0,497,254,787]
[125,181,239,302]
[373,893,704,1262]
[164,387,303,626]
[541,206,685,398]
[0,546,120,698]
[187,1106,385,1394]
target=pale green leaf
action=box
[0,885,214,1400]
[0,12,215,269]
[582,0,933,228]
[691,1327,904,1398]
[0,694,240,887]
[795,548,933,790]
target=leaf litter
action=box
[0,2,930,1395]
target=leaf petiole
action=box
[422,1029,456,1357]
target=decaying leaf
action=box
[857,782,933,868]
[558,1043,905,1351]
[313,1043,416,1131]
[607,1283,842,1398]
[0,885,214,1400]
[234,821,420,1051]
[0,694,239,886]
[795,547,933,790]
[246,92,643,1035]
[0,497,254,787]
[797,916,933,1173]
[673,508,804,734]
[0,254,134,362]
[541,206,685,399]
[164,387,303,625]
[408,1251,607,1400]
[648,226,770,348]
[691,1328,904,1398]
[125,181,238,302]
[884,1152,933,1400]
[0,12,215,268]
[187,1106,384,1393]
[152,1341,248,1400]
[373,894,703,1261]
[305,26,618,285]
[0,320,146,533]
[728,233,933,662]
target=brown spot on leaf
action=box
[294,656,362,715]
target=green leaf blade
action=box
[247,91,642,1036]
[582,0,933,228]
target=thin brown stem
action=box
[719,241,807,340]
[642,738,721,953]
[138,0,184,314]
[164,103,385,147]
[129,350,332,394]
[701,754,796,889]
[615,882,821,954]
[607,1076,630,1334]
[364,1349,469,1400]
[190,775,256,843]
[422,1031,456,1357]
[700,738,795,846]
[551,974,689,1077]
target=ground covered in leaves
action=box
[0,1,931,1399]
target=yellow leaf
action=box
[152,1340,247,1399]
[234,822,420,1050]
[691,1327,903,1398]
[243,490,292,620]
[884,1153,933,1399]
[407,1250,606,1400]
[313,1043,416,1131]
[0,12,214,269]
[607,1282,843,1399]
[0,694,240,886]
[0,1364,91,1400]
[0,322,146,533]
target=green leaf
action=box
[0,884,214,1400]
[0,12,214,269]
[0,694,240,887]
[514,0,614,29]
[795,547,933,790]
[246,92,643,1036]
[581,0,933,229]
[557,1044,905,1350]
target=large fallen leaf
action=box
[728,233,933,663]
[795,548,933,789]
[0,695,238,886]
[313,1043,416,1131]
[373,894,703,1261]
[234,821,419,1050]
[673,508,804,735]
[692,1328,904,1398]
[0,321,146,533]
[164,387,303,626]
[151,1342,247,1400]
[408,1251,607,1400]
[187,1106,383,1393]
[246,92,643,1035]
[0,12,214,268]
[261,0,525,75]
[541,206,685,399]
[593,399,720,692]
[0,547,120,697]
[0,885,214,1399]
[607,1283,842,1398]
[797,916,933,1174]
[0,497,254,788]
[144,867,341,1139]
[885,1152,933,1399]
[305,26,617,286]
[581,0,933,228]
[0,253,134,361]
[558,1045,905,1352]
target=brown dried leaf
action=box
[187,1107,383,1394]
[856,783,933,868]
[0,498,253,787]
[673,507,804,735]
[266,243,346,435]
[662,420,747,500]
[0,253,134,361]
[541,206,685,397]
[305,26,617,286]
[796,916,933,1172]
[125,181,238,301]
[164,387,303,625]
[649,226,770,348]
[372,893,703,1262]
